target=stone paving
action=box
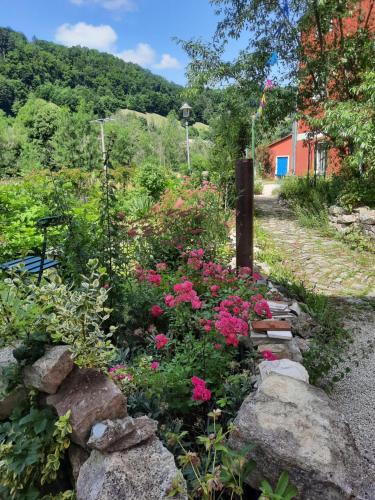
[255,189,375,495]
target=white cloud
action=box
[154,53,182,70]
[70,0,135,11]
[55,22,117,51]
[117,43,156,67]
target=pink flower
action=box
[191,376,211,401]
[254,300,272,319]
[214,343,222,350]
[204,324,212,332]
[156,262,168,271]
[150,305,164,318]
[155,334,169,349]
[262,350,279,361]
[164,294,175,308]
[253,272,262,281]
[108,364,133,381]
[150,361,160,370]
[210,285,220,297]
[146,272,162,286]
[191,376,206,387]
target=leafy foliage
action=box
[0,402,72,500]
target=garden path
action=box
[255,186,375,493]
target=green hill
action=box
[0,27,201,119]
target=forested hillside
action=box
[0,27,208,119]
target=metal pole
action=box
[291,120,297,175]
[99,120,106,167]
[251,115,256,177]
[185,120,191,174]
[235,158,254,271]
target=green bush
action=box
[135,162,169,201]
[254,178,264,195]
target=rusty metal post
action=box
[235,158,254,271]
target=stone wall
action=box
[329,205,375,242]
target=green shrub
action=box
[135,162,169,201]
[254,178,264,195]
[0,402,72,500]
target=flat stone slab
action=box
[252,320,291,332]
[258,359,309,383]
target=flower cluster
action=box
[108,364,133,381]
[187,248,205,270]
[136,266,162,287]
[251,294,272,319]
[164,280,202,310]
[199,318,213,332]
[150,305,164,318]
[213,296,250,347]
[155,334,169,349]
[191,376,212,401]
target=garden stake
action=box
[235,158,254,271]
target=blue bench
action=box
[0,215,69,284]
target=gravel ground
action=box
[255,188,375,497]
[329,300,375,497]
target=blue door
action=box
[276,157,288,177]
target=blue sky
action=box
[0,0,245,85]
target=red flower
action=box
[262,350,279,361]
[191,376,211,401]
[164,294,175,308]
[155,334,169,349]
[150,305,163,318]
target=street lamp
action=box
[180,103,192,174]
[90,117,114,173]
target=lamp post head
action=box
[180,102,192,119]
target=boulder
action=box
[47,367,127,447]
[258,359,309,383]
[77,438,188,500]
[23,345,74,394]
[68,444,90,484]
[228,374,363,499]
[257,338,303,363]
[0,346,26,420]
[0,385,26,420]
[358,208,375,225]
[328,205,346,216]
[88,415,157,452]
[290,311,320,339]
[336,213,358,225]
[0,346,17,367]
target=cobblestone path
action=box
[255,189,375,496]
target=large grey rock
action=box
[336,213,358,225]
[88,415,157,452]
[358,208,375,225]
[23,345,74,394]
[77,438,188,500]
[258,359,309,383]
[47,367,127,447]
[229,374,363,499]
[0,346,17,367]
